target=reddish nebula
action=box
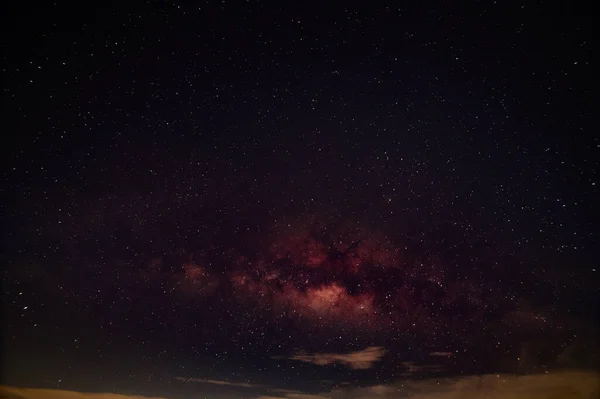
[265,220,402,275]
[268,233,328,268]
[155,217,496,335]
[290,283,375,318]
[224,220,406,330]
[175,262,220,297]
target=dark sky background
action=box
[2,2,598,399]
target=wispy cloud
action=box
[399,361,445,376]
[175,376,263,388]
[278,346,386,370]
[175,378,313,397]
[257,395,328,399]
[429,351,454,357]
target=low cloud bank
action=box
[2,370,598,399]
[258,370,600,399]
[0,386,170,399]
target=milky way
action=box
[153,215,554,345]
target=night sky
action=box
[2,2,598,399]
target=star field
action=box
[2,2,598,398]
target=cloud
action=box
[254,370,600,399]
[175,377,263,388]
[175,378,317,397]
[399,361,445,376]
[3,371,598,399]
[282,346,386,370]
[429,351,454,357]
[257,395,328,399]
[0,385,171,399]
